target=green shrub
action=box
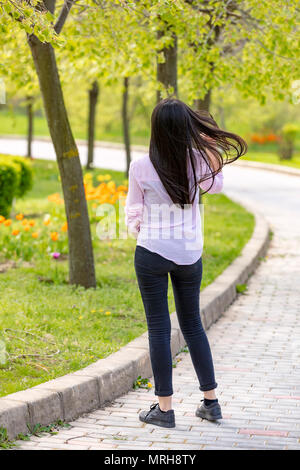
[0,159,18,217]
[11,156,33,197]
[0,155,33,217]
[279,123,300,160]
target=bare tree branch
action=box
[44,0,56,14]
[54,0,74,34]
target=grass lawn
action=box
[0,159,255,397]
[242,151,300,170]
[0,109,150,147]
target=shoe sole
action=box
[139,416,176,428]
[195,409,223,421]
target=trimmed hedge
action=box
[0,154,33,217]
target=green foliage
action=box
[0,426,16,449]
[0,156,18,217]
[236,283,248,294]
[11,155,33,197]
[133,376,152,390]
[0,154,33,217]
[281,123,300,143]
[0,420,70,449]
[279,124,300,160]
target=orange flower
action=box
[4,219,12,227]
[16,213,24,221]
[22,219,28,226]
[61,222,68,232]
[50,231,59,241]
[23,226,30,232]
[48,193,63,204]
[44,218,51,226]
[32,232,39,239]
[117,185,128,192]
[28,220,35,227]
[0,215,5,224]
[12,229,20,236]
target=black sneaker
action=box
[195,400,223,421]
[139,403,175,428]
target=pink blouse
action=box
[125,151,224,264]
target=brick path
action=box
[17,167,300,450]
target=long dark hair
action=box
[149,98,247,208]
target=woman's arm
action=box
[125,160,144,238]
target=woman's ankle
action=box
[158,395,173,411]
[203,390,217,400]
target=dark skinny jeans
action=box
[134,245,218,397]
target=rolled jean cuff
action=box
[155,389,173,397]
[199,382,218,392]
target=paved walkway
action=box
[17,165,300,450]
[0,137,141,172]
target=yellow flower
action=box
[32,232,39,239]
[147,383,152,388]
[91,309,96,313]
[12,229,20,236]
[16,213,24,220]
[22,219,28,226]
[99,308,104,312]
[78,315,83,320]
[105,311,111,315]
[107,181,116,193]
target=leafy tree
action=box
[1,0,96,288]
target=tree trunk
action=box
[156,30,178,104]
[193,89,211,113]
[26,96,34,158]
[86,81,99,170]
[122,77,131,177]
[28,34,96,288]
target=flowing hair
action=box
[149,98,247,208]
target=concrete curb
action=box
[0,203,270,439]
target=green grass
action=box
[0,109,150,146]
[243,151,300,170]
[0,159,254,397]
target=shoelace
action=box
[145,402,159,419]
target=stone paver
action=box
[17,165,300,450]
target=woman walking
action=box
[125,98,247,428]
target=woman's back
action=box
[125,150,224,265]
